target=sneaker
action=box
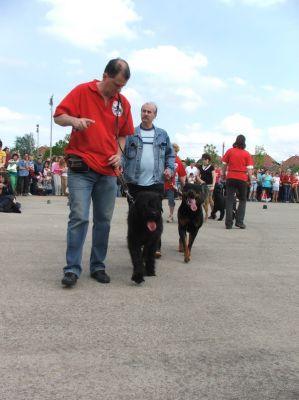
[61,272,78,287]
[235,223,246,229]
[225,225,232,229]
[167,216,174,223]
[91,270,110,284]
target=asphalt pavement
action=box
[1,196,298,400]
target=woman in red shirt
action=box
[222,135,253,229]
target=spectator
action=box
[281,169,292,203]
[261,169,272,202]
[197,153,216,218]
[6,153,19,194]
[290,172,299,203]
[164,143,186,223]
[17,154,30,196]
[3,147,11,169]
[185,161,199,178]
[0,140,6,170]
[272,172,280,202]
[248,169,258,201]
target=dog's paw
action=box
[145,270,156,277]
[131,273,145,284]
[184,253,191,263]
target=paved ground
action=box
[1,196,298,400]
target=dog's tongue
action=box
[147,221,157,231]
[189,198,197,211]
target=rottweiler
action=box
[177,183,209,263]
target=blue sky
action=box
[0,0,298,161]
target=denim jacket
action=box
[122,124,175,185]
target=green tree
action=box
[184,157,196,166]
[43,134,70,159]
[254,145,266,169]
[202,144,220,165]
[12,133,35,156]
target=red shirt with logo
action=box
[222,147,253,182]
[54,80,134,175]
[164,156,186,190]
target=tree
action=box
[184,157,196,166]
[254,145,266,169]
[202,144,220,165]
[43,134,70,159]
[12,133,35,156]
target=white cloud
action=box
[63,58,82,65]
[128,45,225,112]
[220,0,286,7]
[220,113,263,152]
[276,89,299,103]
[230,76,247,86]
[130,45,208,82]
[0,106,24,121]
[41,0,141,50]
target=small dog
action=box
[127,191,163,284]
[178,183,209,263]
[210,183,225,221]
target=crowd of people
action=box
[0,141,69,197]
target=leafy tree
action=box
[202,144,220,165]
[184,157,196,166]
[12,133,35,156]
[43,134,70,159]
[254,145,266,169]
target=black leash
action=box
[116,171,135,205]
[110,94,135,204]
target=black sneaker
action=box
[225,225,232,229]
[61,272,78,287]
[91,270,110,284]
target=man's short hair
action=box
[104,58,130,80]
[141,102,158,115]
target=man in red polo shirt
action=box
[54,58,134,287]
[222,134,253,229]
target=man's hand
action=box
[164,168,172,180]
[107,154,121,169]
[72,118,95,131]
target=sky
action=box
[0,0,298,162]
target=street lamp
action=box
[36,124,39,153]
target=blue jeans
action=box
[64,169,117,277]
[282,184,290,202]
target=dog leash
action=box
[116,170,135,205]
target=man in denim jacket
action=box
[122,102,175,257]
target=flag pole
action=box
[49,95,53,160]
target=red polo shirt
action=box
[222,147,253,182]
[54,80,134,175]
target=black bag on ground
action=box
[0,195,21,213]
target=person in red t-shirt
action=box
[164,143,186,223]
[54,58,134,287]
[222,134,253,229]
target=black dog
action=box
[178,183,209,263]
[210,183,225,221]
[127,191,163,284]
